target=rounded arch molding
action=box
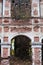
[9,33,33,43]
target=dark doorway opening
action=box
[42,45,43,65]
[0,39,1,57]
[11,35,32,61]
[42,39,43,65]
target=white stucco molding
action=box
[9,32,34,43]
[0,36,3,43]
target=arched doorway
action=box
[42,39,43,65]
[11,35,32,61]
[0,39,1,57]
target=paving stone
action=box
[0,57,32,65]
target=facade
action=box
[0,0,43,65]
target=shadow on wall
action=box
[41,39,43,65]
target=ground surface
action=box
[0,57,32,65]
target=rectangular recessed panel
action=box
[11,0,31,19]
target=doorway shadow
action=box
[11,35,32,62]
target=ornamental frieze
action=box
[10,27,32,32]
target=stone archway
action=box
[11,35,32,61]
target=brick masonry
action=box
[0,27,2,32]
[3,48,8,58]
[0,19,2,24]
[33,26,39,32]
[3,37,8,42]
[4,26,9,32]
[5,0,10,7]
[34,37,39,42]
[3,19,9,23]
[0,0,42,65]
[10,27,32,32]
[40,27,43,32]
[34,48,41,65]
[4,10,9,16]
